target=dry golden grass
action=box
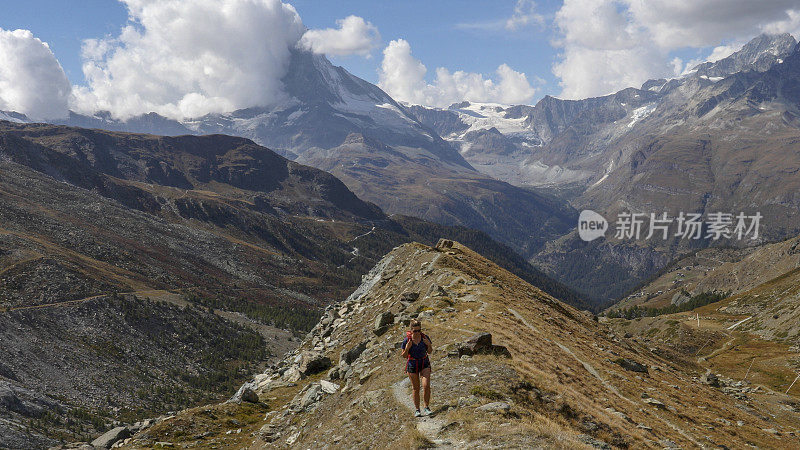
[397,426,435,449]
[137,240,799,449]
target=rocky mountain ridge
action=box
[109,240,798,448]
[0,122,586,448]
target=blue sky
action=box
[292,0,564,91]
[0,1,568,94]
[0,0,798,120]
[0,1,128,84]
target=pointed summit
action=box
[693,32,797,77]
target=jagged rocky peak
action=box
[282,48,395,108]
[0,110,31,123]
[122,240,796,448]
[448,101,471,109]
[692,32,797,77]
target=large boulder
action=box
[90,426,131,449]
[373,311,394,336]
[227,381,259,403]
[458,332,492,355]
[298,351,331,376]
[339,341,367,365]
[615,358,649,374]
[320,380,340,394]
[455,333,510,357]
[240,387,260,403]
[282,365,303,383]
[301,383,323,408]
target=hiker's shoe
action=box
[423,407,432,416]
[414,410,422,417]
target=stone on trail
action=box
[475,402,510,414]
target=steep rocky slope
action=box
[0,122,586,448]
[116,241,798,448]
[611,232,800,311]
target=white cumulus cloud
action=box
[72,0,305,120]
[0,28,71,119]
[300,15,381,57]
[506,0,544,31]
[378,39,538,107]
[552,0,800,99]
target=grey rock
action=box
[282,365,303,383]
[373,311,394,336]
[227,381,258,403]
[240,388,259,403]
[615,358,648,374]
[340,341,367,365]
[701,370,721,387]
[475,402,510,413]
[458,332,493,355]
[90,426,131,449]
[301,383,323,408]
[320,380,340,394]
[298,351,331,376]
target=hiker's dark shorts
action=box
[407,357,431,374]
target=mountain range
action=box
[0,122,586,448]
[6,32,792,304]
[50,50,577,262]
[409,32,800,300]
[0,33,793,306]
[2,29,800,449]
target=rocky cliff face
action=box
[116,241,797,448]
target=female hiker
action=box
[401,319,432,417]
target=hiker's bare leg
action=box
[420,367,431,408]
[408,372,421,410]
